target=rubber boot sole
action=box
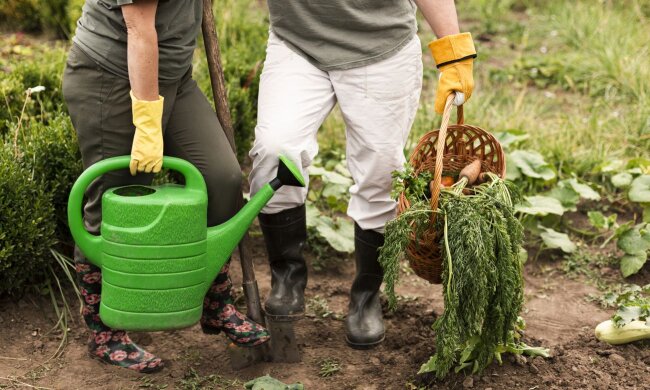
[345,334,385,350]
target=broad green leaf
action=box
[506,162,522,181]
[322,182,349,199]
[454,361,473,374]
[567,178,600,201]
[418,356,437,374]
[620,252,647,278]
[614,305,643,326]
[324,171,353,186]
[547,184,579,211]
[629,175,650,203]
[305,203,321,227]
[313,216,354,253]
[508,150,556,181]
[597,159,624,173]
[309,166,353,185]
[308,166,328,176]
[333,162,351,177]
[539,227,577,253]
[611,172,633,188]
[516,196,565,216]
[518,246,528,264]
[494,130,530,149]
[626,157,650,171]
[548,179,600,210]
[614,221,635,239]
[588,211,607,229]
[519,344,551,358]
[617,224,650,254]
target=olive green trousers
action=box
[63,44,241,234]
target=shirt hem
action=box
[271,26,418,71]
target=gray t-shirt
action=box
[267,0,418,71]
[73,0,202,81]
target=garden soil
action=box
[1,226,649,390]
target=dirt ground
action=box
[1,222,649,390]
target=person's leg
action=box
[163,75,268,347]
[248,32,336,319]
[63,44,167,372]
[331,35,423,348]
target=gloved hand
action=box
[429,32,477,114]
[129,90,164,175]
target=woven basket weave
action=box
[397,96,506,284]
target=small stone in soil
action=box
[513,354,527,366]
[608,353,626,365]
[462,376,473,388]
[571,366,578,373]
[379,355,395,365]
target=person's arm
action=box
[121,0,164,175]
[122,0,159,100]
[414,0,477,114]
[414,0,460,38]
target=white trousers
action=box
[249,32,423,232]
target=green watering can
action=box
[68,155,304,331]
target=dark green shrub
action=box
[0,0,41,32]
[0,144,57,296]
[0,44,68,136]
[18,113,82,242]
[0,0,74,37]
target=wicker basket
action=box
[397,96,506,284]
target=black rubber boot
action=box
[345,223,385,349]
[258,205,308,320]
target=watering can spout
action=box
[205,155,305,278]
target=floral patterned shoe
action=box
[200,261,270,347]
[88,330,163,373]
[75,248,164,373]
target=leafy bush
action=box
[0,144,57,296]
[0,0,73,37]
[18,113,82,241]
[0,0,41,32]
[0,43,67,136]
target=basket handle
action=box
[429,94,461,223]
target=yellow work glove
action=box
[129,91,164,175]
[429,32,477,114]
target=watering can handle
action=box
[68,155,207,266]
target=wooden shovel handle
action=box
[201,0,236,154]
[201,0,265,326]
